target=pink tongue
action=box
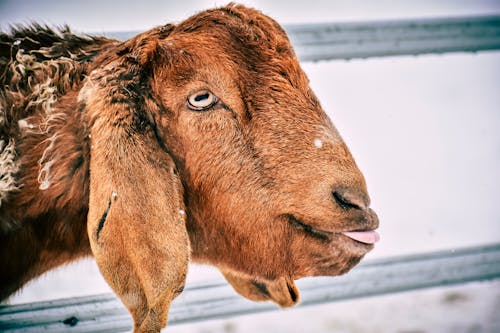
[342,230,380,244]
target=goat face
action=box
[82,6,378,323]
[147,5,379,303]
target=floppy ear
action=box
[82,27,188,332]
[221,268,300,308]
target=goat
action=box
[0,4,379,332]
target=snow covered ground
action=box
[1,1,500,332]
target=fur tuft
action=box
[0,25,115,229]
[0,139,19,206]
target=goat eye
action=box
[187,90,218,111]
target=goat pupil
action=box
[195,93,209,102]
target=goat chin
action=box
[221,269,300,308]
[0,3,378,332]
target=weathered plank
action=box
[104,15,500,61]
[1,243,499,332]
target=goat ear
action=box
[221,269,300,308]
[81,52,188,331]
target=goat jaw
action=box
[264,276,299,307]
[221,269,299,308]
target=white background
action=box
[1,1,499,332]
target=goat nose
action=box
[332,187,369,211]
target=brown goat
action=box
[0,4,379,332]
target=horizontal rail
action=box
[1,243,499,332]
[287,15,500,61]
[104,15,500,61]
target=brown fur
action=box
[0,4,378,332]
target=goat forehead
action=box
[161,47,237,86]
[250,95,327,125]
[169,25,295,74]
[164,29,303,87]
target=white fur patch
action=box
[0,139,19,206]
[121,292,142,309]
[39,179,51,191]
[37,133,58,191]
[77,78,97,103]
[313,138,323,148]
[18,119,34,129]
[0,103,5,128]
[16,75,66,191]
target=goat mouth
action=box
[286,215,332,241]
[342,230,380,244]
[286,214,380,245]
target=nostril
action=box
[332,188,369,211]
[333,191,359,210]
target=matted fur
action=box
[0,139,18,207]
[0,4,379,332]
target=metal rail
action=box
[287,15,500,61]
[105,15,500,61]
[1,243,499,332]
